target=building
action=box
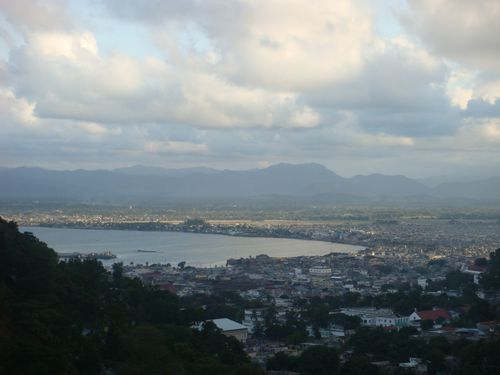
[309,266,332,277]
[208,318,248,342]
[408,308,450,324]
[417,278,428,289]
[341,307,408,328]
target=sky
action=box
[0,0,499,178]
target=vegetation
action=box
[267,346,340,375]
[0,218,262,375]
[480,248,500,291]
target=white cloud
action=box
[402,0,500,118]
[0,88,34,125]
[103,0,374,91]
[78,122,122,136]
[475,79,500,105]
[212,0,374,91]
[7,29,320,129]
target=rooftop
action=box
[211,318,247,332]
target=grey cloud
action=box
[309,42,446,111]
[0,0,74,33]
[465,99,500,118]
[401,0,500,71]
[356,109,461,137]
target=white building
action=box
[196,318,248,342]
[309,266,332,277]
[341,307,408,329]
[417,278,428,289]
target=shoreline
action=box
[21,224,365,268]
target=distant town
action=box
[4,206,500,373]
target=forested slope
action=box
[0,217,262,375]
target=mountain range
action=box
[0,163,499,204]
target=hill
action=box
[0,217,262,374]
[1,163,499,204]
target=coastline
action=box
[20,225,365,267]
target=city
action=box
[3,207,500,373]
[1,0,500,374]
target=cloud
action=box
[145,140,209,154]
[78,122,122,136]
[6,29,320,129]
[0,0,73,33]
[401,0,500,71]
[0,0,500,177]
[0,87,37,127]
[104,0,374,91]
[312,38,445,110]
[400,1,500,126]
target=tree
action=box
[445,270,473,290]
[481,249,500,291]
[0,217,263,375]
[112,262,124,281]
[300,346,340,375]
[267,351,298,372]
[341,357,380,375]
[474,258,488,267]
[421,320,434,330]
[456,339,500,375]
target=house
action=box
[408,308,450,324]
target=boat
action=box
[137,249,157,253]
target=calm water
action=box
[21,226,363,267]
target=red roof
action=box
[417,309,450,321]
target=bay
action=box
[21,226,364,267]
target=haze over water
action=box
[22,226,363,267]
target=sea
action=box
[21,226,364,267]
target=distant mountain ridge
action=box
[0,163,499,203]
[114,165,218,177]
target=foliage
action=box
[454,339,500,375]
[267,346,340,375]
[340,356,381,375]
[480,248,500,291]
[0,217,263,375]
